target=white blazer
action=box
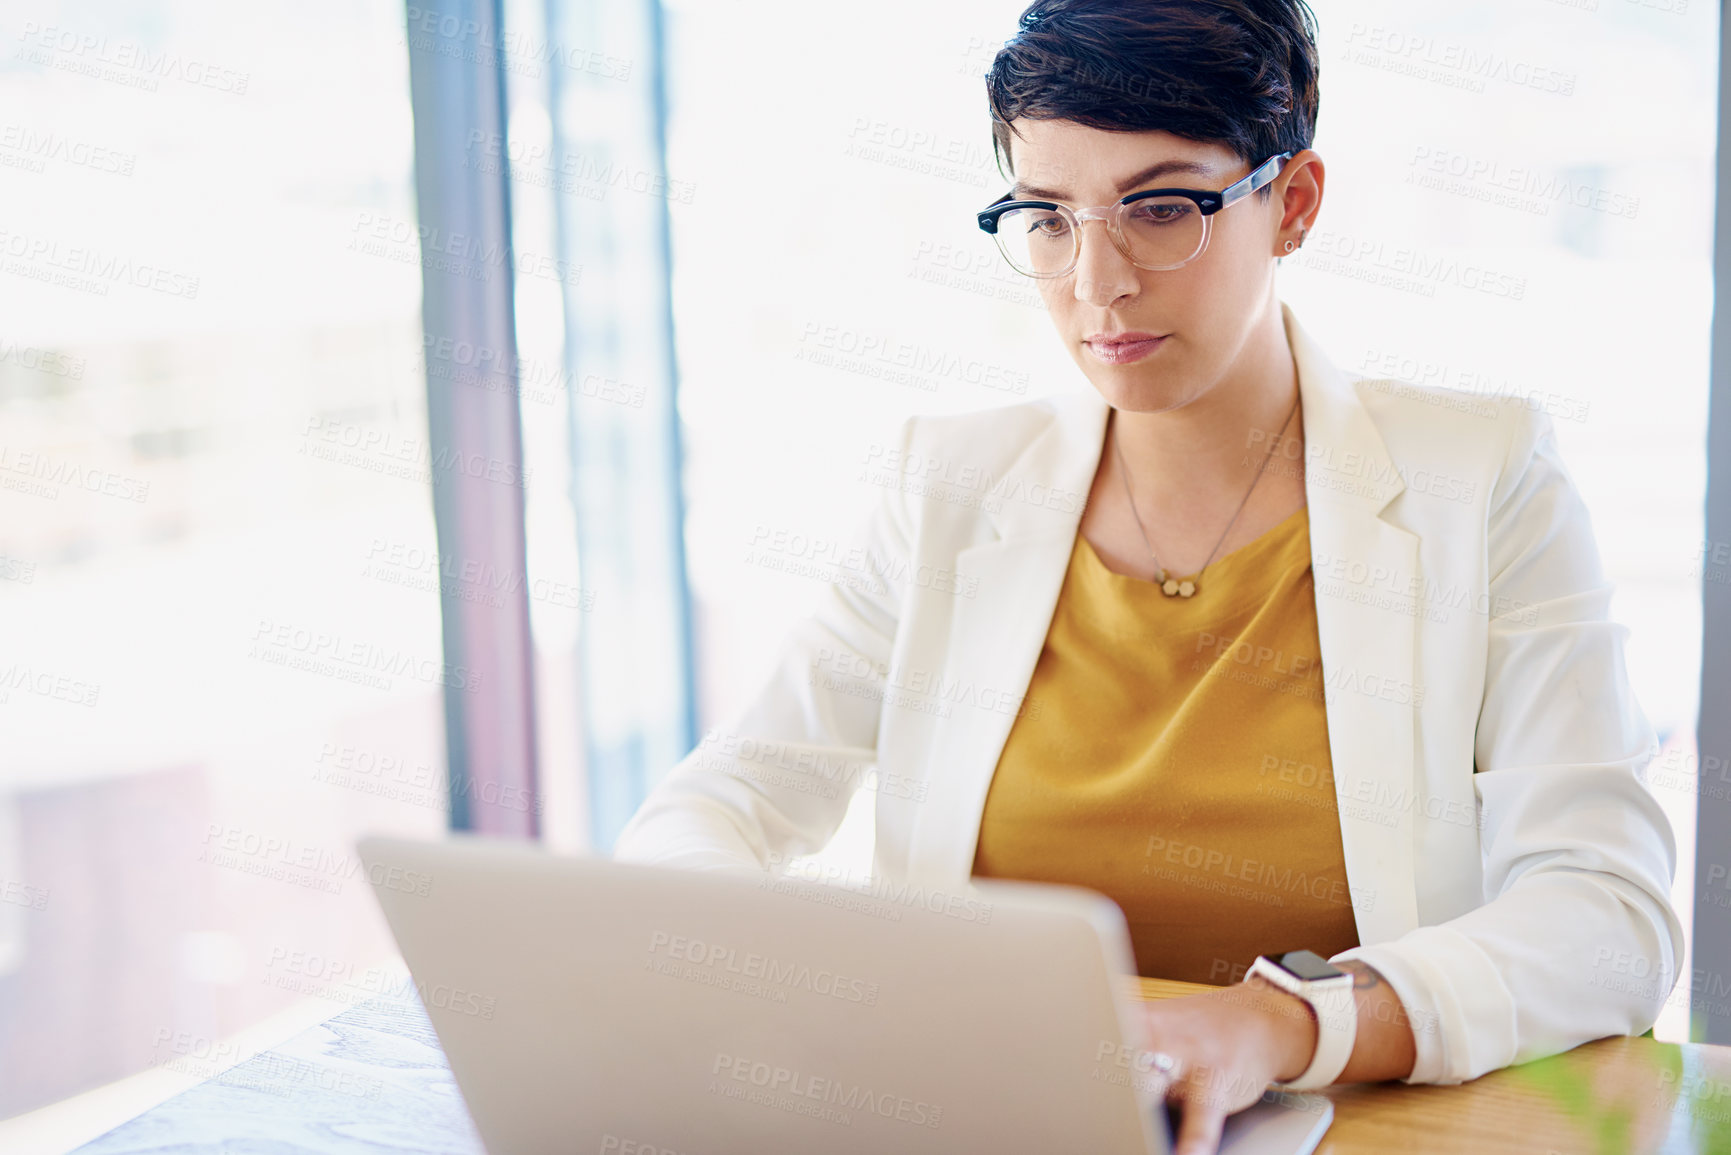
[613,299,1684,1087]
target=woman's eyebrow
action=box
[1012,158,1217,201]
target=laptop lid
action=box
[357,833,1332,1155]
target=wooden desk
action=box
[1139,976,1731,1154]
[66,983,1731,1154]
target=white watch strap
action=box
[1247,955,1357,1091]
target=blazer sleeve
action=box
[609,415,918,875]
[1327,404,1685,1086]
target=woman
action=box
[614,2,1684,1152]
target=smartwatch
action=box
[1245,949,1357,1091]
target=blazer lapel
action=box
[905,302,1421,950]
[904,392,1106,885]
[1286,302,1421,947]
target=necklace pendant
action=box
[1178,580,1196,598]
[1161,578,1180,596]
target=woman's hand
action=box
[1139,959,1419,1153]
[1139,977,1318,1155]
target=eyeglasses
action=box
[975,152,1293,279]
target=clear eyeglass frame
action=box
[975,151,1295,278]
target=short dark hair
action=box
[984,0,1321,197]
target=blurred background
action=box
[0,0,1721,1143]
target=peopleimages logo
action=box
[16,20,251,94]
[1296,227,1527,301]
[808,646,1041,721]
[710,1052,943,1130]
[249,618,482,694]
[0,444,148,503]
[859,442,1084,515]
[262,947,494,1019]
[200,825,435,897]
[692,728,928,804]
[402,6,633,81]
[646,931,880,1006]
[0,227,200,298]
[761,852,994,925]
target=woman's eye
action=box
[1130,202,1191,225]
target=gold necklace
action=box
[1111,394,1299,598]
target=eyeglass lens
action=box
[992,197,1204,277]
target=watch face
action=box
[1277,949,1345,981]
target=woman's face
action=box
[1005,120,1317,414]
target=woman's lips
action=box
[1085,334,1168,365]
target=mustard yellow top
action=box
[970,505,1360,984]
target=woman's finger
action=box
[1169,1084,1228,1155]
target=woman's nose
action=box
[1072,218,1140,306]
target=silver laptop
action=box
[357,833,1333,1155]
